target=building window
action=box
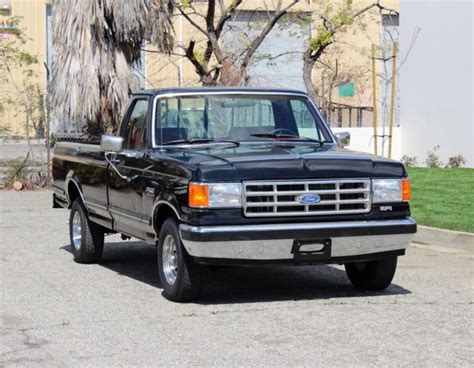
[382,13,399,28]
[0,0,16,40]
[221,10,311,90]
[0,0,12,16]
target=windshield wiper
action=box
[250,133,324,146]
[162,138,240,146]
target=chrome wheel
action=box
[162,234,178,285]
[72,211,82,251]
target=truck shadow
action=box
[62,240,411,304]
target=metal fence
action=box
[0,137,51,189]
[323,103,374,128]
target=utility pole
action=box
[388,42,398,158]
[371,44,378,156]
[178,2,184,87]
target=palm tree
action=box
[49,0,174,138]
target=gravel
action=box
[1,190,473,367]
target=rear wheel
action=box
[345,257,398,291]
[157,218,202,302]
[69,199,104,263]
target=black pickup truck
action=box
[52,87,416,302]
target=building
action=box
[148,0,400,130]
[12,0,473,168]
[0,0,52,137]
[399,0,473,167]
[0,0,399,134]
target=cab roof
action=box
[134,87,309,97]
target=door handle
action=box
[109,157,122,164]
[145,186,155,196]
[107,152,126,164]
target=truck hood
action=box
[154,144,406,181]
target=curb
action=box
[414,225,473,253]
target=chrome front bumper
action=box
[179,218,416,262]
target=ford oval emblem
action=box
[296,193,321,204]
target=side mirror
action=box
[335,132,350,147]
[100,135,123,153]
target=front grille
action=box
[243,179,371,217]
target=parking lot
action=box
[1,190,473,367]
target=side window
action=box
[290,99,323,140]
[122,99,149,150]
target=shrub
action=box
[401,155,418,167]
[425,145,442,168]
[446,154,466,168]
[4,158,31,186]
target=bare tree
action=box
[0,19,45,181]
[303,0,398,103]
[174,0,299,86]
[312,44,374,123]
[48,0,175,137]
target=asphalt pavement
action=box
[1,190,473,367]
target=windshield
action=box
[154,94,333,146]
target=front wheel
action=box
[157,218,203,302]
[345,257,398,291]
[69,199,104,263]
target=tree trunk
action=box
[217,60,242,86]
[303,55,318,103]
[201,74,218,86]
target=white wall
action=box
[332,127,402,160]
[399,0,473,167]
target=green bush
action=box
[424,145,442,168]
[445,155,466,168]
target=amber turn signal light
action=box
[189,183,209,207]
[402,179,411,201]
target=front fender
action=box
[65,171,86,208]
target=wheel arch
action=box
[65,173,86,210]
[152,200,181,238]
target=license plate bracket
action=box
[292,238,332,262]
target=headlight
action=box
[189,182,242,208]
[372,178,411,203]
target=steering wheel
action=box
[267,128,295,135]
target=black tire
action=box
[157,218,202,302]
[69,199,104,263]
[345,257,398,291]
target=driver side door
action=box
[108,97,151,239]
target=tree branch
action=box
[206,0,216,33]
[184,40,207,76]
[352,1,399,19]
[215,0,244,38]
[255,50,302,62]
[176,5,208,37]
[240,0,299,70]
[309,1,399,63]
